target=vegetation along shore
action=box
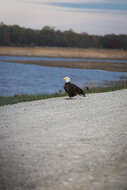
[0,80,127,106]
[0,47,127,59]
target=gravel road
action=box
[0,90,127,190]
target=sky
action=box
[0,0,127,35]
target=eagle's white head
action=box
[64,76,71,83]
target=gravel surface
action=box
[0,90,127,190]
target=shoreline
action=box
[2,59,127,72]
[0,88,127,106]
[1,47,127,72]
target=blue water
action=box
[0,59,127,96]
[0,55,127,64]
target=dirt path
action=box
[0,90,127,190]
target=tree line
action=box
[0,22,127,49]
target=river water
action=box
[0,56,127,96]
[0,55,127,63]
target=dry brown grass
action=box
[0,47,127,59]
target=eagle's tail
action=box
[78,88,86,96]
[79,86,89,97]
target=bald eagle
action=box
[64,77,85,98]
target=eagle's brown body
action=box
[64,82,85,97]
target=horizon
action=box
[0,0,127,35]
[1,22,127,36]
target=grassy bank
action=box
[0,84,126,107]
[0,93,66,107]
[0,47,127,59]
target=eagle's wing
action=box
[70,83,85,95]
